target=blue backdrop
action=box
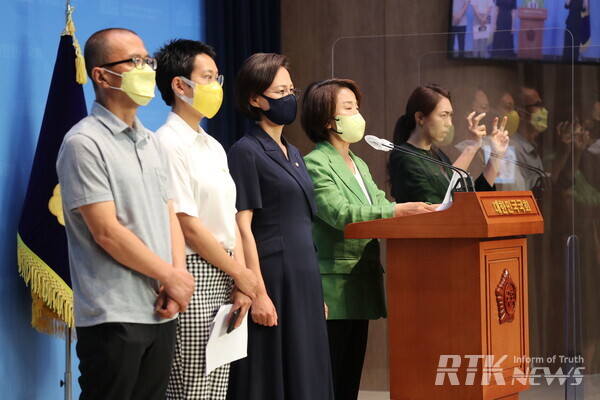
[0,1,203,399]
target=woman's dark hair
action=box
[301,79,363,143]
[393,83,451,144]
[154,39,217,106]
[234,53,290,121]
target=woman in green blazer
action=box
[301,79,436,400]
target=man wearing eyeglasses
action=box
[56,28,195,400]
[153,38,257,399]
[497,86,548,192]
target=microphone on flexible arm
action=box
[364,135,475,193]
[487,151,549,200]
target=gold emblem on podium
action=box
[495,269,517,324]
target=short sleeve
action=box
[156,135,198,217]
[56,134,113,210]
[228,139,262,211]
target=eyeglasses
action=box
[101,56,157,71]
[525,101,543,109]
[197,74,224,86]
[264,88,301,99]
[181,75,224,88]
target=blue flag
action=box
[17,27,87,336]
[580,4,591,52]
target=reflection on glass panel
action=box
[333,32,599,398]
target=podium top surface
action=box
[345,191,544,239]
[517,7,548,20]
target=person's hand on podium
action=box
[394,202,438,217]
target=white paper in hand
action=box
[437,172,462,211]
[205,304,248,376]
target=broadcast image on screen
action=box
[449,0,599,63]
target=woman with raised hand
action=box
[301,78,435,400]
[226,53,334,400]
[389,83,509,204]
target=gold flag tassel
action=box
[17,233,75,338]
[63,2,87,85]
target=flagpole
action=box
[65,327,72,400]
[62,3,77,399]
[61,1,71,35]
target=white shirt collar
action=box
[166,112,208,146]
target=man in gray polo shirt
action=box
[56,28,194,400]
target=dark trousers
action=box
[327,319,369,400]
[563,27,581,61]
[450,25,467,57]
[76,320,177,400]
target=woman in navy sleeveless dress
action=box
[226,53,334,400]
[492,0,517,58]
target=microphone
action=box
[487,150,549,198]
[365,135,475,192]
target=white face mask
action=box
[104,64,156,106]
[333,113,366,144]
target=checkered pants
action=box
[166,253,234,400]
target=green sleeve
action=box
[305,153,395,231]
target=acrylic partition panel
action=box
[333,30,600,399]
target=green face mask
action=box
[333,113,366,144]
[530,107,548,133]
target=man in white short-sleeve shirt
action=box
[154,39,256,399]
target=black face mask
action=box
[260,94,297,125]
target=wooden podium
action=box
[517,7,548,59]
[345,191,544,400]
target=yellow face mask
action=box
[105,65,156,106]
[437,124,455,146]
[333,113,366,144]
[178,76,224,119]
[504,110,520,135]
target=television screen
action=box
[448,0,600,63]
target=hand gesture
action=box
[251,292,278,327]
[489,116,510,156]
[233,267,258,300]
[574,128,590,152]
[556,121,572,146]
[466,111,487,147]
[227,285,253,331]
